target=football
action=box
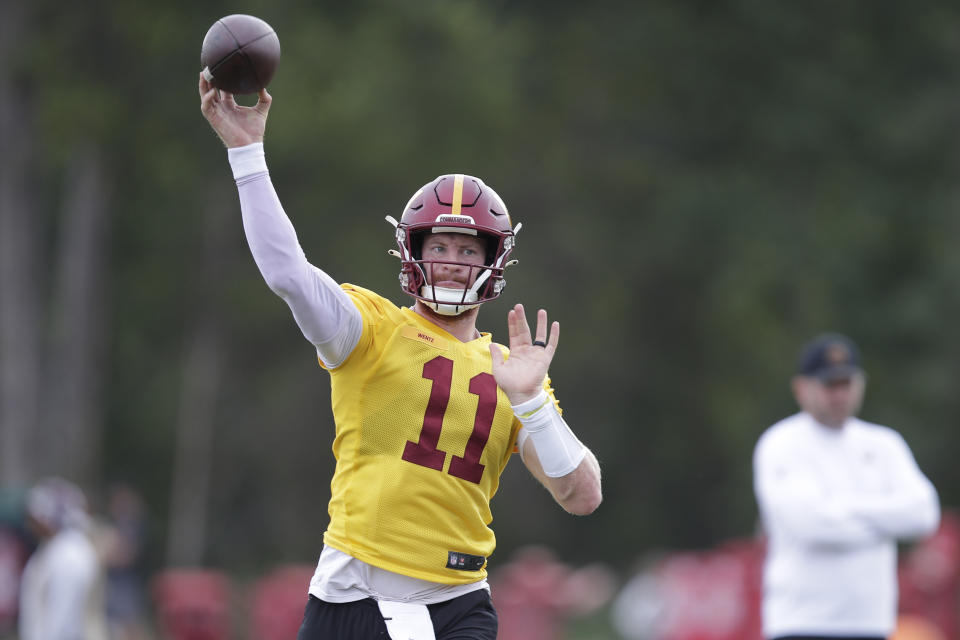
[200,15,280,95]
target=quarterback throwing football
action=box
[199,75,602,640]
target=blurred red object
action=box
[655,541,762,640]
[249,564,314,640]
[492,545,616,640]
[0,528,28,634]
[897,511,960,640]
[152,568,231,640]
[611,538,765,640]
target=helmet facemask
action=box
[387,174,520,316]
[402,229,511,315]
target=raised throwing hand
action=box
[198,71,271,148]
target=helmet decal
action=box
[450,174,465,214]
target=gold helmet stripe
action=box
[451,174,465,215]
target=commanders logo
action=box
[436,214,475,225]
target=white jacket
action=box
[19,527,108,640]
[753,412,939,638]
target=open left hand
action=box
[489,304,559,405]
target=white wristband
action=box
[227,142,268,180]
[513,390,586,478]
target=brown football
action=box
[200,15,280,95]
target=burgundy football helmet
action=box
[387,174,521,315]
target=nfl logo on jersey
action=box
[446,551,485,571]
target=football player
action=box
[199,75,602,640]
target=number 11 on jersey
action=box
[402,356,498,484]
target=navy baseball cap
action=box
[797,333,863,381]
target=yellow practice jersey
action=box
[318,284,555,584]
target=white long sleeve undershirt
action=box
[228,143,362,368]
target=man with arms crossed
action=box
[753,333,939,640]
[198,77,602,640]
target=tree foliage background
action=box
[4,0,960,592]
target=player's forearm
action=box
[230,144,312,296]
[518,420,602,515]
[230,144,361,357]
[546,448,602,515]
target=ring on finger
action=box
[532,340,546,347]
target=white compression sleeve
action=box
[513,390,586,478]
[228,143,362,368]
[228,141,268,180]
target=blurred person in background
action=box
[102,484,150,640]
[19,477,108,640]
[198,76,602,640]
[753,333,940,640]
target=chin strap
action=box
[420,284,480,316]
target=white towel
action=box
[377,600,436,640]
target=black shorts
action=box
[297,589,498,640]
